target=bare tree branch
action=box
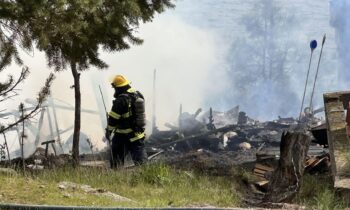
[0,67,29,97]
[0,73,55,133]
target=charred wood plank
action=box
[255,163,274,172]
[41,140,55,158]
[154,124,238,148]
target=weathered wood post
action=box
[324,91,350,203]
[263,131,311,203]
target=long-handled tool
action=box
[309,34,326,116]
[299,40,317,121]
[98,85,114,166]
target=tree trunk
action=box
[70,62,81,167]
[263,131,310,203]
[21,105,25,171]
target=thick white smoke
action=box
[176,0,339,120]
[0,12,227,156]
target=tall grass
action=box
[0,163,242,207]
[296,175,346,210]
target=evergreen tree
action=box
[0,2,54,135]
[1,0,174,165]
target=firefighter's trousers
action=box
[110,133,147,168]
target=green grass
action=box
[0,163,242,208]
[2,163,348,209]
[296,174,348,210]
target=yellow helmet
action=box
[112,75,129,87]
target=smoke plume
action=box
[0,12,226,155]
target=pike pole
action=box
[309,34,326,116]
[98,85,114,165]
[299,40,317,121]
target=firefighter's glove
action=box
[134,126,145,133]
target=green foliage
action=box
[296,175,346,210]
[0,6,32,95]
[0,0,34,70]
[0,38,22,71]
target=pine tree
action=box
[0,2,54,136]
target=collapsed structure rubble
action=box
[1,104,329,172]
[0,100,343,205]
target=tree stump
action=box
[263,131,311,203]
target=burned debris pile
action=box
[144,105,336,204]
[148,107,297,154]
[8,148,71,170]
[165,150,236,176]
[147,106,326,167]
[0,104,330,176]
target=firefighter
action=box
[106,75,147,168]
